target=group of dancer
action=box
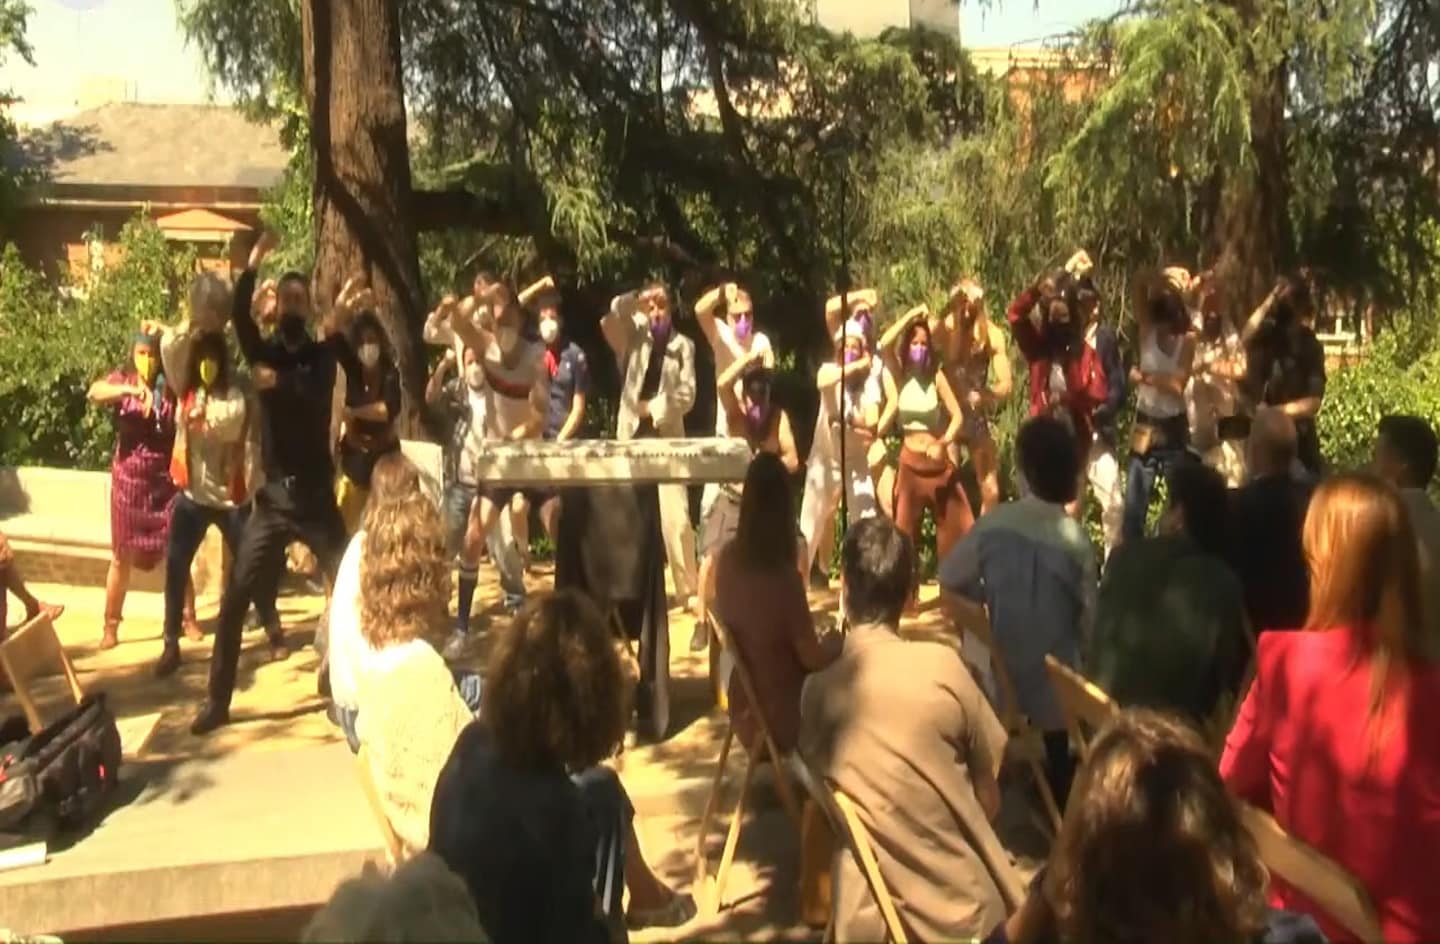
[63,231,1330,736]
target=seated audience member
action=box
[329,455,481,752]
[801,517,1024,943]
[1088,462,1250,722]
[1372,414,1440,632]
[354,487,474,857]
[1227,407,1312,631]
[714,452,841,753]
[1222,474,1440,943]
[989,710,1325,944]
[939,415,1095,805]
[305,852,488,943]
[429,590,694,944]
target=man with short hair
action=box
[938,415,1096,804]
[1089,462,1250,722]
[1225,407,1312,632]
[800,517,1022,943]
[1372,414,1440,633]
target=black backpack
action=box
[0,694,123,836]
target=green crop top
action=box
[898,375,941,431]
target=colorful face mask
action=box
[279,313,308,350]
[843,347,863,365]
[198,358,219,387]
[464,363,485,391]
[134,352,156,384]
[539,318,560,345]
[732,313,753,344]
[907,344,929,370]
[649,317,672,345]
[358,343,382,368]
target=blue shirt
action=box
[544,342,589,439]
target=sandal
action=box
[626,891,697,931]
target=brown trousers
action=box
[894,446,975,577]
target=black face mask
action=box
[1046,319,1078,349]
[278,313,308,349]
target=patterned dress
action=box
[107,369,177,570]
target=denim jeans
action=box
[443,482,476,560]
[164,494,279,643]
[1121,445,1192,542]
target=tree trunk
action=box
[302,0,428,436]
[1212,0,1292,319]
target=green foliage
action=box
[0,217,198,469]
[0,0,35,220]
[258,147,316,276]
[1320,318,1440,473]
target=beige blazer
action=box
[799,623,1024,943]
[602,300,696,440]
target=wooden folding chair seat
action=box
[1240,803,1384,944]
[1043,655,1118,763]
[954,604,1063,833]
[355,743,406,866]
[787,754,908,944]
[692,612,803,915]
[0,612,160,758]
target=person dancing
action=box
[934,278,1012,515]
[797,316,887,584]
[602,282,698,606]
[86,328,180,650]
[825,287,896,520]
[440,283,548,658]
[190,233,361,735]
[878,304,972,610]
[335,310,402,534]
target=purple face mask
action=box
[649,317,671,345]
[745,401,766,430]
[908,344,929,369]
[843,348,861,365]
[732,313,753,344]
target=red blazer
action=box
[1006,287,1108,444]
[1220,627,1440,943]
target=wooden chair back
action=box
[1240,803,1385,944]
[0,612,84,733]
[354,744,406,866]
[1043,655,1118,762]
[788,754,908,944]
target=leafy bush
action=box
[0,216,197,470]
[1319,318,1440,475]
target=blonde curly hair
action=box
[360,488,451,651]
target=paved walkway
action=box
[3,563,981,940]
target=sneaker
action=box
[442,629,470,661]
[689,621,710,653]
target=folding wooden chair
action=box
[0,612,160,758]
[1240,803,1385,944]
[956,605,1063,833]
[1043,655,1118,763]
[355,744,406,866]
[787,754,908,944]
[692,612,803,915]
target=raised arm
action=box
[601,291,640,358]
[424,295,460,347]
[426,350,456,406]
[824,287,877,339]
[816,353,871,391]
[87,373,142,406]
[717,346,764,391]
[878,304,928,375]
[231,232,278,366]
[985,323,1013,401]
[447,297,493,358]
[518,274,555,308]
[1006,284,1045,361]
[693,283,730,348]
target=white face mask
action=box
[464,363,485,390]
[497,324,520,355]
[539,318,560,345]
[358,343,381,368]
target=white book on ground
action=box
[0,839,46,873]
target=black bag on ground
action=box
[0,694,123,834]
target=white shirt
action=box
[1188,328,1244,448]
[481,338,548,439]
[326,532,372,712]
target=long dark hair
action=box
[348,310,394,374]
[732,452,797,572]
[899,320,938,376]
[185,330,232,395]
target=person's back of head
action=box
[841,517,913,630]
[1247,407,1298,480]
[1163,462,1229,556]
[482,589,629,773]
[365,454,423,523]
[1050,710,1268,944]
[734,452,797,572]
[1304,473,1435,687]
[1375,414,1439,492]
[361,489,450,651]
[1017,416,1081,505]
[304,853,488,942]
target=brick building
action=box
[8,102,288,284]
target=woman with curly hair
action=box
[989,709,1324,944]
[353,483,473,857]
[429,590,694,943]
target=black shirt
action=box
[428,724,608,944]
[1226,474,1313,632]
[1247,321,1326,472]
[232,268,358,490]
[338,360,401,487]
